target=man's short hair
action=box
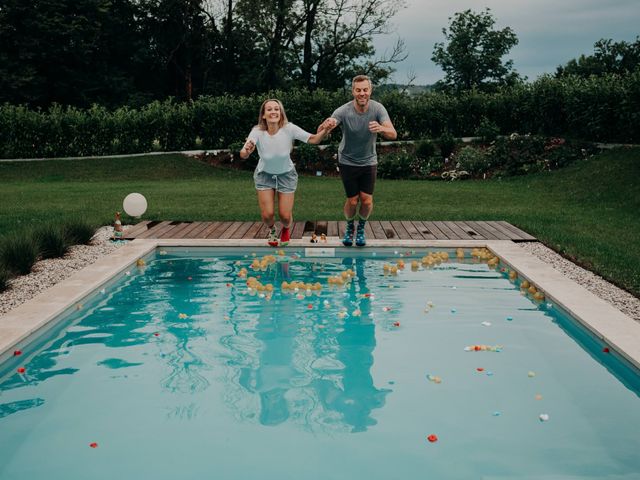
[352,75,372,89]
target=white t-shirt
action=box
[247,123,312,174]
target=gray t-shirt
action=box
[331,99,390,166]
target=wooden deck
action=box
[123,220,536,242]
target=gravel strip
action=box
[0,227,128,316]
[518,242,640,322]
[1,234,638,322]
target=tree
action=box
[0,0,149,107]
[431,9,520,92]
[293,0,407,90]
[556,37,640,77]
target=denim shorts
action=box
[254,169,298,193]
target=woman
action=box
[240,99,328,246]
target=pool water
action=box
[1,248,639,480]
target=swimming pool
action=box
[1,246,640,479]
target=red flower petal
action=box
[13,350,22,356]
[603,347,610,353]
[476,367,484,372]
[17,367,25,374]
[89,442,98,448]
[427,434,438,443]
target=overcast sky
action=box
[373,0,640,85]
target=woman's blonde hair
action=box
[256,98,288,130]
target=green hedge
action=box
[1,73,638,159]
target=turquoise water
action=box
[1,248,640,480]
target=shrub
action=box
[415,138,436,159]
[378,150,423,179]
[437,131,457,159]
[35,224,70,259]
[475,117,500,143]
[64,219,97,245]
[0,267,10,293]
[455,146,491,176]
[0,233,39,275]
[416,156,445,178]
[293,143,322,172]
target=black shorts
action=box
[339,164,377,198]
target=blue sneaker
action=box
[342,221,355,247]
[355,220,366,247]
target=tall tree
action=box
[431,8,520,92]
[556,37,640,77]
[0,0,147,107]
[140,0,216,101]
[294,0,407,90]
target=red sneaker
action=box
[280,226,291,246]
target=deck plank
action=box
[160,222,192,239]
[254,223,270,239]
[453,221,483,240]
[219,222,244,239]
[123,220,152,239]
[183,222,212,239]
[327,221,339,237]
[389,221,412,240]
[401,221,424,240]
[497,221,537,241]
[230,222,254,239]
[242,222,263,239]
[291,221,305,239]
[411,221,436,240]
[198,222,223,238]
[174,222,204,239]
[429,221,457,240]
[418,221,448,240]
[441,221,473,240]
[206,221,234,239]
[135,221,174,239]
[369,220,387,239]
[474,221,506,239]
[485,221,522,241]
[379,221,397,239]
[463,221,499,240]
[364,221,375,240]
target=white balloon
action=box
[123,193,147,217]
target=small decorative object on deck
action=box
[310,233,318,243]
[112,212,123,240]
[123,192,147,217]
[320,233,327,243]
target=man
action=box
[322,75,397,246]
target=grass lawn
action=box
[1,148,638,296]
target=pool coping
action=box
[1,238,639,370]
